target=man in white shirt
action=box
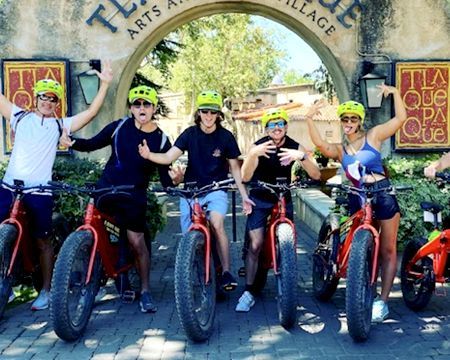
[0,60,113,310]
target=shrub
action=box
[385,155,449,249]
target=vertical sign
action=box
[2,60,70,153]
[395,61,450,150]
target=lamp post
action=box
[78,60,101,105]
[359,72,387,109]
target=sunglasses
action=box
[266,121,286,129]
[199,109,218,115]
[38,94,58,103]
[132,100,153,108]
[340,116,360,124]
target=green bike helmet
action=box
[128,86,158,107]
[196,91,223,111]
[261,108,289,128]
[33,79,63,99]
[337,101,365,123]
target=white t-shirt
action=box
[3,105,74,187]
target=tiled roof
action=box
[233,102,339,122]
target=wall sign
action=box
[395,61,450,151]
[1,59,70,153]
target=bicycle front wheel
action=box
[50,230,101,341]
[346,229,375,342]
[174,230,216,342]
[0,224,17,319]
[276,223,298,329]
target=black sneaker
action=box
[221,271,238,292]
[139,291,157,313]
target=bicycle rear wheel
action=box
[0,224,17,319]
[50,230,101,341]
[312,215,340,301]
[346,229,375,342]
[400,237,434,311]
[276,223,298,329]
[174,230,216,342]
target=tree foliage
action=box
[282,69,313,85]
[162,14,283,112]
[306,63,336,103]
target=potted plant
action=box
[314,148,329,168]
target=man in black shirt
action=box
[61,86,181,313]
[139,90,253,291]
[236,107,321,312]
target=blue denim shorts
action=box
[348,178,400,220]
[179,190,228,234]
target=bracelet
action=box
[299,153,307,162]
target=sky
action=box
[252,15,322,75]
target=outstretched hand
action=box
[250,140,277,158]
[377,83,398,98]
[278,148,305,166]
[95,59,114,85]
[242,196,255,215]
[138,139,151,160]
[169,165,185,185]
[306,98,326,118]
[59,128,75,148]
[424,164,438,179]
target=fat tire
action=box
[312,215,340,301]
[174,230,216,342]
[50,230,100,341]
[276,223,298,329]
[400,238,434,311]
[346,229,375,342]
[0,224,17,319]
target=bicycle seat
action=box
[420,201,443,214]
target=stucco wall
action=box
[0,0,449,159]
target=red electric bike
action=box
[401,171,450,310]
[165,178,235,342]
[312,182,410,341]
[48,181,145,342]
[0,180,68,319]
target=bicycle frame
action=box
[332,196,380,285]
[1,192,34,276]
[76,197,132,285]
[407,229,450,284]
[260,193,297,274]
[187,198,213,284]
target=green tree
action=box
[282,69,313,85]
[163,14,283,112]
[306,63,336,102]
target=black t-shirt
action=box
[250,135,299,203]
[72,117,173,191]
[174,125,241,188]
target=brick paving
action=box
[0,195,449,359]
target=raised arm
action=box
[305,100,341,160]
[0,92,13,120]
[138,140,183,165]
[70,60,114,133]
[370,84,407,142]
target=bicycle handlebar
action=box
[48,181,134,197]
[163,178,236,199]
[245,178,319,196]
[436,172,450,182]
[326,182,412,196]
[0,180,54,194]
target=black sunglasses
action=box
[132,100,153,108]
[38,94,58,103]
[199,109,218,115]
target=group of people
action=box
[1,62,448,324]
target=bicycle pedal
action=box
[435,284,447,297]
[121,290,136,303]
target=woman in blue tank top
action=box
[306,83,407,323]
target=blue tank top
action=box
[342,137,385,176]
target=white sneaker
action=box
[371,298,389,323]
[235,291,255,312]
[31,289,49,311]
[95,287,107,303]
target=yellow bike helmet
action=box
[261,108,289,128]
[337,101,365,123]
[33,79,63,99]
[128,86,158,107]
[196,91,223,111]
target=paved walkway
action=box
[1,196,449,359]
